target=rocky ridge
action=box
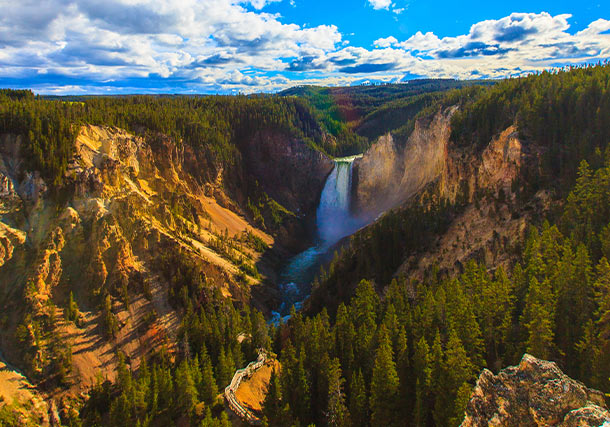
[353,107,550,280]
[0,122,331,412]
[461,354,610,426]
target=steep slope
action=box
[0,118,331,407]
[352,106,455,219]
[309,105,547,312]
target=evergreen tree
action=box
[326,358,351,427]
[521,277,556,359]
[369,326,399,427]
[413,336,431,427]
[434,329,474,427]
[216,347,234,388]
[263,369,290,427]
[174,359,198,416]
[199,346,218,405]
[349,369,367,427]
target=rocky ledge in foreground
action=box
[462,353,610,427]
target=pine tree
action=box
[263,369,290,426]
[593,257,610,391]
[369,326,399,427]
[334,303,355,379]
[349,369,367,427]
[326,358,350,427]
[216,347,234,388]
[480,266,515,368]
[175,359,198,416]
[558,243,593,372]
[521,277,556,360]
[429,330,444,425]
[198,346,218,405]
[413,336,431,427]
[434,329,474,427]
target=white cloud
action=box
[0,0,341,82]
[245,0,282,10]
[368,0,392,10]
[1,6,609,94]
[374,36,398,48]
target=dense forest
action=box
[52,155,610,426]
[281,79,494,153]
[263,152,610,427]
[2,65,610,426]
[0,91,333,191]
[450,64,610,194]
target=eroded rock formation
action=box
[461,354,610,427]
[352,107,455,219]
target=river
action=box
[272,155,366,321]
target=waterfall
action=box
[273,155,363,320]
[316,156,360,247]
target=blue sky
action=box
[0,0,608,94]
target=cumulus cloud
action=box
[1,5,609,94]
[368,0,392,10]
[374,36,398,48]
[397,12,610,62]
[0,0,341,89]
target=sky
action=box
[0,0,608,94]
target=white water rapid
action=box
[273,155,363,319]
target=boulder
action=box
[461,354,610,427]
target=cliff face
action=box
[241,130,333,216]
[352,106,547,280]
[0,123,328,402]
[352,107,455,220]
[462,354,610,427]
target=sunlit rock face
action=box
[352,107,455,221]
[461,354,610,427]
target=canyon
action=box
[1,68,609,426]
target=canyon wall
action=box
[350,105,544,280]
[0,123,331,400]
[242,130,333,216]
[352,107,455,220]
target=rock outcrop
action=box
[350,102,548,281]
[461,354,610,427]
[0,122,332,401]
[353,107,455,220]
[241,129,333,215]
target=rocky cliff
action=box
[241,130,333,216]
[462,354,610,426]
[352,106,548,280]
[0,123,330,409]
[352,107,455,220]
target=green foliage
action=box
[101,294,118,339]
[326,358,350,427]
[451,64,610,194]
[0,90,329,192]
[247,191,296,231]
[281,79,494,154]
[65,291,81,326]
[369,327,399,426]
[309,191,458,313]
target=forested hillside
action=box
[0,92,326,192]
[2,65,610,426]
[280,79,494,155]
[269,156,610,426]
[263,64,610,426]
